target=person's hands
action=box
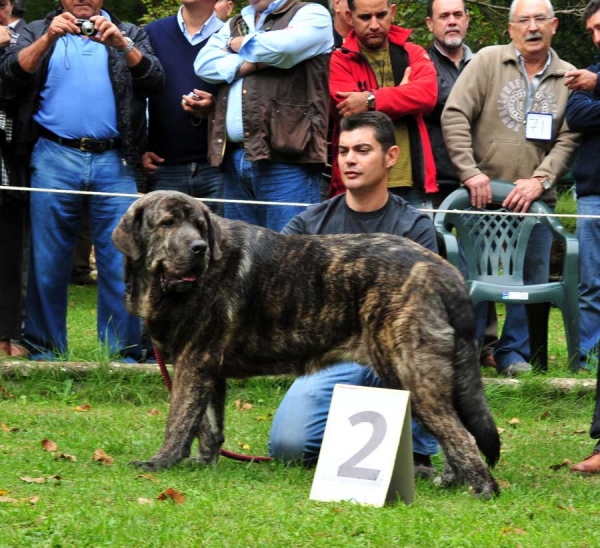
[335,91,370,117]
[463,173,492,208]
[224,36,243,53]
[502,178,544,213]
[0,27,13,48]
[181,89,214,118]
[564,69,598,93]
[88,15,132,51]
[142,152,164,175]
[45,12,81,44]
[399,66,411,85]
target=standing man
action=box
[269,112,439,476]
[442,0,579,376]
[143,0,224,216]
[564,0,600,473]
[328,0,438,206]
[195,0,333,231]
[0,0,164,361]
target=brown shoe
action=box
[0,340,28,358]
[570,450,600,474]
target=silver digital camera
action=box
[76,19,98,37]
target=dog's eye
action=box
[160,218,175,228]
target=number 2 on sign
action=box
[337,410,387,481]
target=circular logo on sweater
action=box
[497,79,558,132]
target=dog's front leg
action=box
[195,374,226,464]
[131,354,217,470]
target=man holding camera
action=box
[0,0,164,361]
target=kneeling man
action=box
[269,111,439,476]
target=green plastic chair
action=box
[433,180,580,372]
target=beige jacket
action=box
[441,44,579,205]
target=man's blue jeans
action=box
[223,148,321,231]
[577,195,600,369]
[147,162,224,217]
[493,221,554,370]
[24,137,141,360]
[268,363,439,465]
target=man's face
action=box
[0,1,10,26]
[508,0,558,58]
[426,0,469,51]
[347,0,396,51]
[586,10,600,49]
[61,0,103,19]
[338,126,397,193]
[249,0,272,15]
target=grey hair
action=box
[509,0,554,22]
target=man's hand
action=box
[564,69,598,93]
[88,16,130,50]
[336,91,370,117]
[181,89,214,118]
[502,178,544,213]
[399,66,411,86]
[45,12,81,44]
[224,36,244,53]
[463,173,492,209]
[142,152,164,175]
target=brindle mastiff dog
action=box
[113,191,501,498]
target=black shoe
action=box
[413,452,435,478]
[70,273,97,285]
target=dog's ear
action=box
[112,199,146,261]
[203,207,222,262]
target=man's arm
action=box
[566,65,600,132]
[409,216,438,253]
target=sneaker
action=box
[413,452,435,478]
[497,362,532,377]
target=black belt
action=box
[38,126,121,153]
[226,141,243,150]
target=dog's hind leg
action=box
[131,355,219,470]
[195,374,226,464]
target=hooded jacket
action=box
[328,25,438,196]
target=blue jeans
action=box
[577,195,600,369]
[493,222,554,370]
[268,363,439,465]
[24,137,141,360]
[223,148,321,231]
[147,162,224,217]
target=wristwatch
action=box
[120,37,135,56]
[366,91,376,111]
[534,176,552,191]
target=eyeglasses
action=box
[512,15,552,27]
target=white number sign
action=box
[309,384,414,507]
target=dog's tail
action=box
[452,332,501,468]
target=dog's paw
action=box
[129,460,162,471]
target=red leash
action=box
[150,338,272,463]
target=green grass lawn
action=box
[1,280,599,547]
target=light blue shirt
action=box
[34,10,118,139]
[516,48,552,113]
[176,6,223,45]
[195,0,333,141]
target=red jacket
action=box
[329,25,438,196]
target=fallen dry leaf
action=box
[0,496,17,503]
[539,410,550,420]
[503,527,526,536]
[157,487,185,504]
[497,478,511,489]
[57,453,77,462]
[138,498,155,505]
[2,423,19,433]
[0,385,14,398]
[0,489,8,496]
[93,449,114,466]
[557,504,575,512]
[256,414,273,422]
[573,430,587,434]
[234,399,253,412]
[41,439,58,452]
[75,404,92,412]
[147,408,161,416]
[237,441,251,450]
[25,496,39,505]
[136,474,159,482]
[549,459,572,471]
[508,418,521,426]
[497,427,506,434]
[19,477,46,484]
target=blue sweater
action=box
[145,16,219,165]
[565,61,600,198]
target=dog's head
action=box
[112,191,222,318]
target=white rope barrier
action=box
[2,184,600,219]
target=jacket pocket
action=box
[269,99,312,157]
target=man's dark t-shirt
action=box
[282,192,438,253]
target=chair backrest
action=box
[434,181,554,285]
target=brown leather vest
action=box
[208,0,330,166]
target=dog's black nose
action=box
[190,240,207,255]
